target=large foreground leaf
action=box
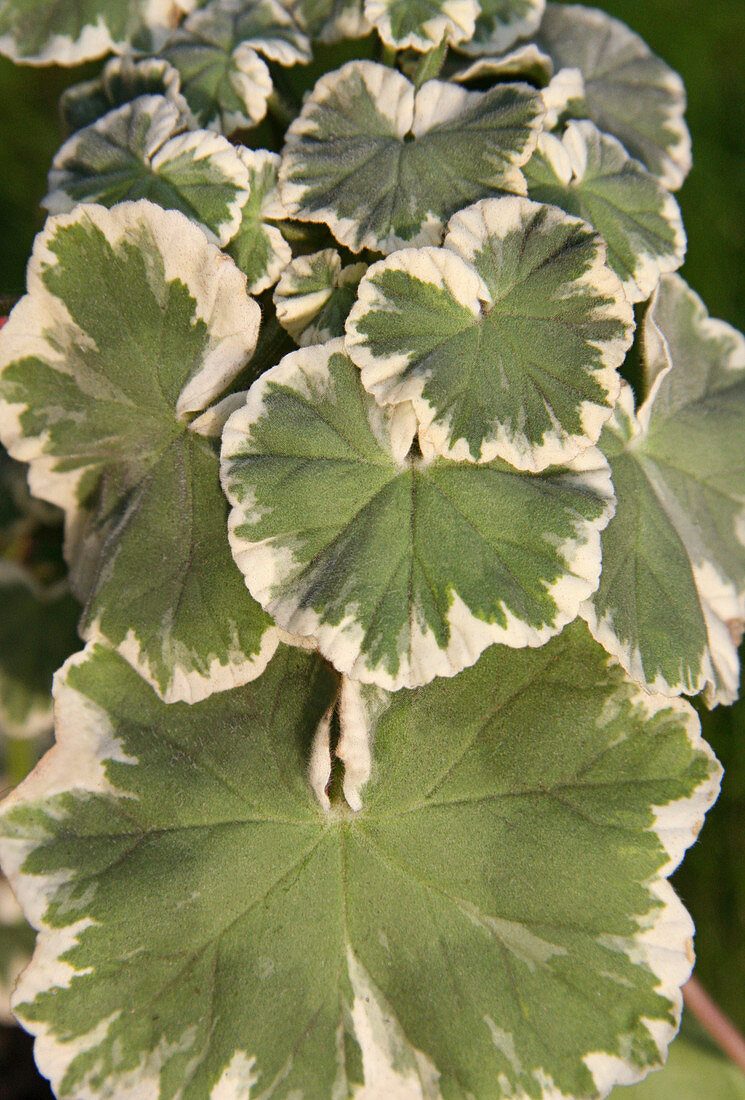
[347,195,633,470]
[0,201,277,703]
[582,275,745,706]
[0,0,185,64]
[524,121,686,304]
[279,60,544,253]
[0,627,721,1099]
[221,340,614,689]
[537,4,691,191]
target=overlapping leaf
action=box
[447,42,553,86]
[59,57,189,136]
[161,0,310,133]
[225,149,293,294]
[0,876,34,1025]
[525,121,686,303]
[537,3,691,191]
[273,248,366,345]
[0,0,187,64]
[286,0,369,42]
[364,0,479,51]
[582,274,745,706]
[279,60,544,253]
[0,201,277,703]
[44,96,250,248]
[0,625,721,1099]
[458,0,545,57]
[347,196,633,470]
[221,340,614,689]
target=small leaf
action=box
[364,0,479,52]
[225,149,293,294]
[537,2,691,191]
[221,340,614,689]
[0,626,721,1099]
[273,248,366,345]
[346,195,634,470]
[0,0,187,64]
[45,96,250,247]
[0,201,277,703]
[286,0,369,42]
[279,60,544,253]
[582,275,745,706]
[59,56,189,136]
[458,0,545,57]
[525,120,686,303]
[447,41,554,86]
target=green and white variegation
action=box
[623,1018,745,1100]
[45,96,250,248]
[525,121,686,303]
[0,626,721,1099]
[59,57,189,136]
[279,60,544,254]
[364,0,479,52]
[458,0,545,57]
[0,0,187,65]
[346,196,634,471]
[582,274,745,706]
[0,201,277,704]
[286,0,369,41]
[221,340,615,689]
[225,149,293,294]
[447,42,554,86]
[0,875,34,1025]
[537,3,691,191]
[159,0,310,132]
[273,249,367,345]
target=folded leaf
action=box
[286,0,369,42]
[221,340,614,688]
[279,60,544,253]
[225,149,293,294]
[346,195,633,470]
[0,201,277,703]
[273,248,367,345]
[59,56,189,135]
[525,121,686,303]
[582,275,745,706]
[0,626,720,1099]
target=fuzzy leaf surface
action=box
[225,149,293,294]
[273,249,366,345]
[279,60,544,254]
[0,201,276,703]
[0,626,720,1099]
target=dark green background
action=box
[0,0,743,1035]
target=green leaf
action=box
[582,275,745,706]
[221,340,614,688]
[363,0,479,51]
[620,1017,745,1099]
[160,0,310,133]
[458,0,545,57]
[0,0,186,64]
[59,57,189,136]
[537,3,691,191]
[346,196,634,471]
[0,626,721,1099]
[225,149,293,294]
[273,248,366,345]
[524,121,686,304]
[44,96,250,248]
[279,60,544,253]
[0,201,277,703]
[285,0,369,43]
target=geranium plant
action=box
[0,1,743,1098]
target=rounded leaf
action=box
[364,0,479,51]
[59,56,189,135]
[273,249,367,345]
[225,148,293,295]
[458,0,545,57]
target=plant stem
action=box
[683,977,745,1073]
[380,44,397,67]
[412,38,449,88]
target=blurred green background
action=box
[0,0,742,1043]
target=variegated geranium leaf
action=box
[273,249,366,345]
[285,0,369,42]
[0,876,35,1025]
[0,625,721,1099]
[346,196,634,471]
[0,0,186,64]
[0,201,277,704]
[446,42,554,86]
[160,0,301,133]
[59,57,189,136]
[45,96,250,248]
[622,1017,745,1100]
[582,274,745,707]
[364,0,479,52]
[537,3,691,191]
[279,60,544,254]
[458,0,545,57]
[524,121,686,304]
[221,340,614,689]
[225,149,293,294]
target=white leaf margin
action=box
[457,0,546,58]
[232,148,293,295]
[273,249,367,346]
[364,0,479,52]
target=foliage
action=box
[0,2,743,1098]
